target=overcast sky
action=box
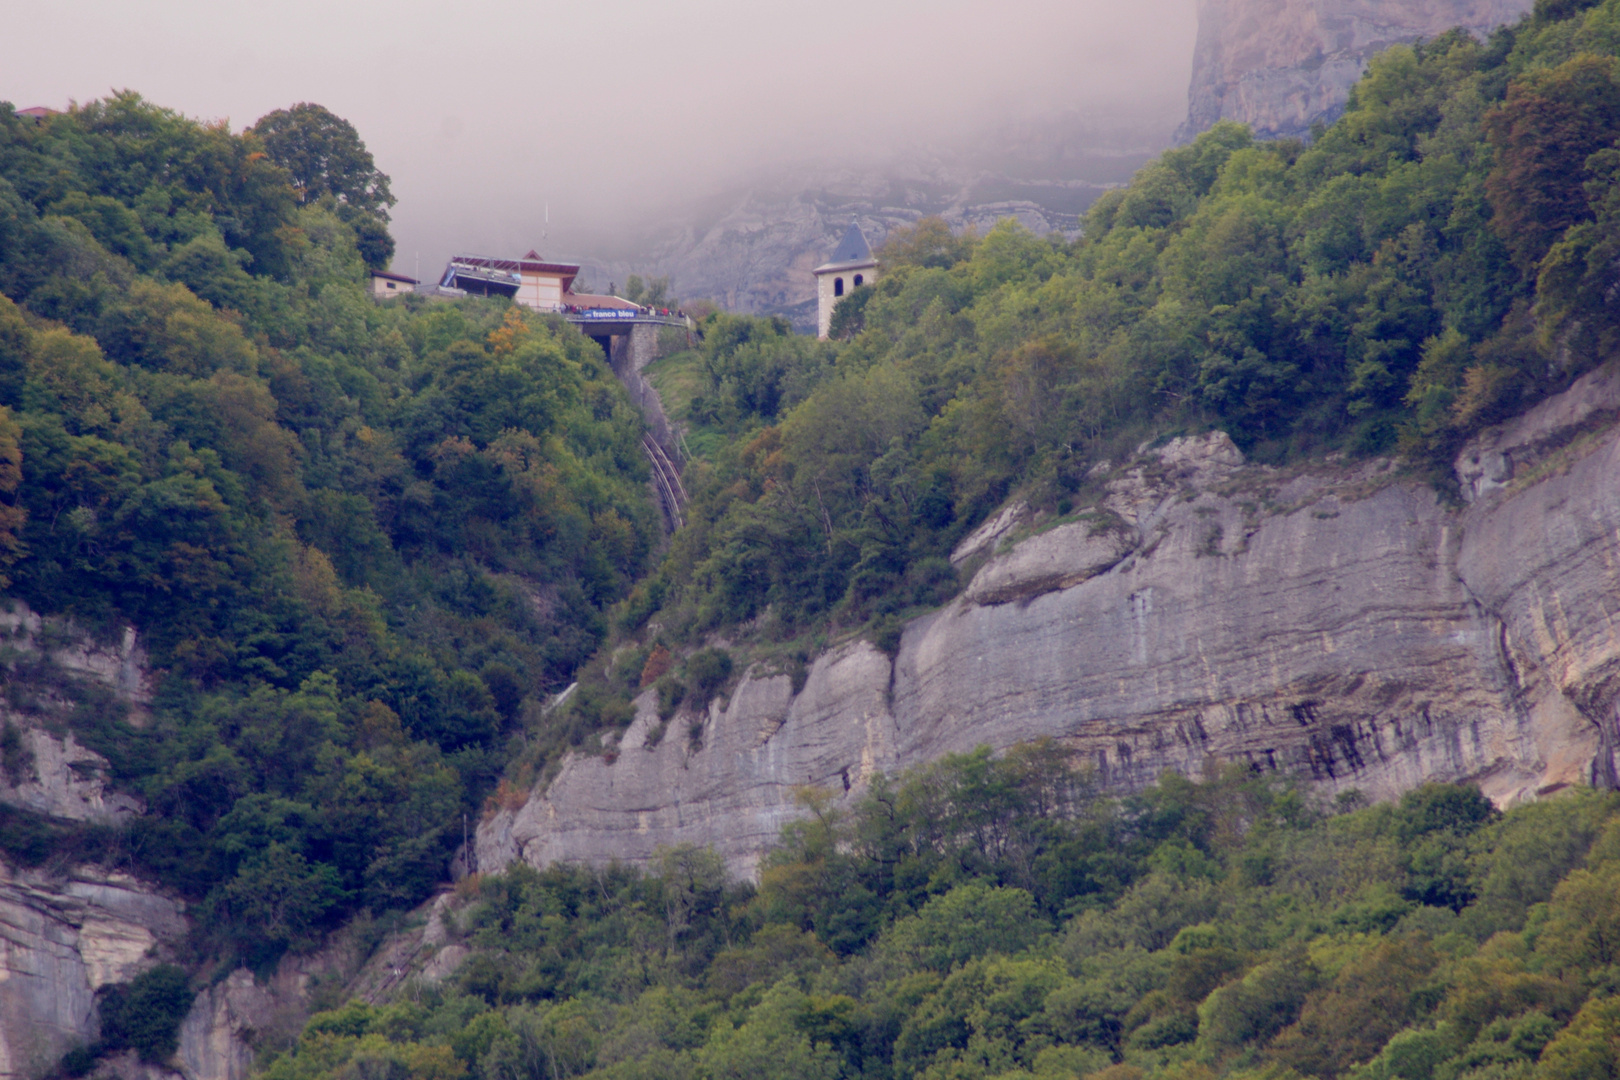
[3,0,1197,277]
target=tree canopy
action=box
[252,102,397,268]
[260,756,1620,1080]
[0,93,657,997]
[252,102,396,218]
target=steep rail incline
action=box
[584,318,691,533]
[642,433,686,531]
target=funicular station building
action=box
[437,251,692,528]
[437,250,690,365]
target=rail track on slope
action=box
[642,433,687,531]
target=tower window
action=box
[834,277,844,297]
[854,274,863,287]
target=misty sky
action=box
[4,0,1197,279]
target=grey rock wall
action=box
[0,607,262,1080]
[0,866,185,1080]
[0,604,151,826]
[477,366,1620,881]
[1179,0,1533,140]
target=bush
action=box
[657,676,686,720]
[59,1045,98,1077]
[685,648,733,706]
[98,965,193,1063]
[870,615,904,658]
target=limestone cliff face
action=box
[0,609,265,1080]
[0,866,185,1080]
[0,612,512,1080]
[1179,0,1532,139]
[477,365,1620,881]
[0,608,183,1080]
[0,605,152,825]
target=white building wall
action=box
[518,272,567,311]
[371,276,414,299]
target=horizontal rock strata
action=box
[0,866,185,1080]
[479,366,1620,880]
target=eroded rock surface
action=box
[0,866,185,1080]
[479,369,1620,879]
[0,603,151,826]
[480,642,896,881]
[961,522,1132,606]
[0,727,142,825]
[1180,0,1532,139]
[0,605,260,1080]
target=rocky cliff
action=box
[0,599,472,1080]
[0,866,185,1080]
[1179,0,1533,139]
[477,364,1620,881]
[0,609,184,1080]
[0,612,359,1080]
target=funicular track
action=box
[642,433,687,531]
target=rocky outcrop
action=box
[1454,363,1620,503]
[959,521,1131,606]
[0,605,154,714]
[0,608,182,1080]
[175,931,383,1080]
[1179,0,1533,140]
[478,643,898,882]
[0,726,143,825]
[0,603,151,824]
[0,602,472,1080]
[0,866,186,1080]
[478,365,1620,880]
[0,857,390,1080]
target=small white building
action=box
[369,268,418,299]
[813,223,878,339]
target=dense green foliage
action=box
[0,94,658,970]
[251,102,398,269]
[623,0,1620,654]
[13,3,1620,1078]
[264,754,1620,1080]
[96,965,195,1064]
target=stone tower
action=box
[813,223,878,339]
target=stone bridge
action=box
[566,312,692,531]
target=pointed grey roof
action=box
[829,222,871,264]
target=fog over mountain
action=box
[2,0,1196,300]
[571,109,1173,328]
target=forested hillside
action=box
[264,761,1620,1080]
[604,0,1620,701]
[0,94,659,973]
[10,0,1620,1077]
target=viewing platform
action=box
[559,306,694,331]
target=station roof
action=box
[448,252,581,289]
